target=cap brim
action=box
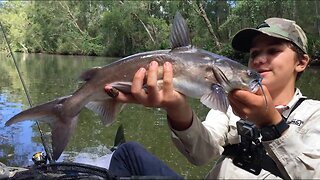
[231,28,264,53]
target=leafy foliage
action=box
[1,0,320,64]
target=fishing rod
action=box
[0,22,54,164]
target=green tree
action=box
[0,1,29,52]
[1,0,320,64]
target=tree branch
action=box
[196,2,221,50]
[119,1,155,44]
[58,1,85,36]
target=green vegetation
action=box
[1,1,320,64]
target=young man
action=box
[105,18,320,179]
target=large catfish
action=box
[6,12,262,160]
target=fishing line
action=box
[0,22,54,163]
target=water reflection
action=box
[0,52,117,167]
[0,91,40,166]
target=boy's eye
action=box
[267,48,280,55]
[250,51,260,59]
[249,48,281,60]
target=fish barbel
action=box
[5,12,262,160]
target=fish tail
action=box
[51,113,79,160]
[5,95,80,161]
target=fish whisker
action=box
[258,82,268,111]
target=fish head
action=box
[247,69,262,92]
[239,69,262,92]
[196,55,263,112]
[211,58,262,93]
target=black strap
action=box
[285,97,306,119]
[260,152,283,178]
[222,144,283,178]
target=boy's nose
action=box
[252,54,268,65]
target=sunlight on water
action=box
[60,145,114,169]
[0,92,42,166]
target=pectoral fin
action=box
[200,84,229,113]
[85,100,124,126]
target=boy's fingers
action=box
[146,61,160,102]
[162,62,174,94]
[230,89,259,105]
[131,67,148,103]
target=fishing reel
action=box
[32,151,47,165]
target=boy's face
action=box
[248,34,302,94]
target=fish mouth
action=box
[249,77,268,109]
[249,78,262,93]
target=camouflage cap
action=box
[232,17,308,54]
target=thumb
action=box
[104,84,138,103]
[254,84,272,108]
[104,85,119,98]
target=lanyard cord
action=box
[283,97,307,120]
[0,22,54,163]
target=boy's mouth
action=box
[258,69,271,77]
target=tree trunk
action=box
[58,1,85,36]
[292,0,296,20]
[315,1,320,36]
[119,1,155,44]
[131,13,156,44]
[19,42,28,53]
[196,2,221,50]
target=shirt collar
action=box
[280,88,306,117]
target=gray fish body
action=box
[5,12,262,161]
[69,46,257,114]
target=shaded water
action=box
[0,52,319,178]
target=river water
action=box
[0,52,319,178]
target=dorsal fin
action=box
[79,67,101,81]
[170,12,191,49]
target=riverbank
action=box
[4,50,320,68]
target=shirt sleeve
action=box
[262,100,320,179]
[169,109,230,166]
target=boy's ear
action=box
[296,54,310,72]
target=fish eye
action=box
[246,70,253,76]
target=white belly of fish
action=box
[172,78,212,99]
